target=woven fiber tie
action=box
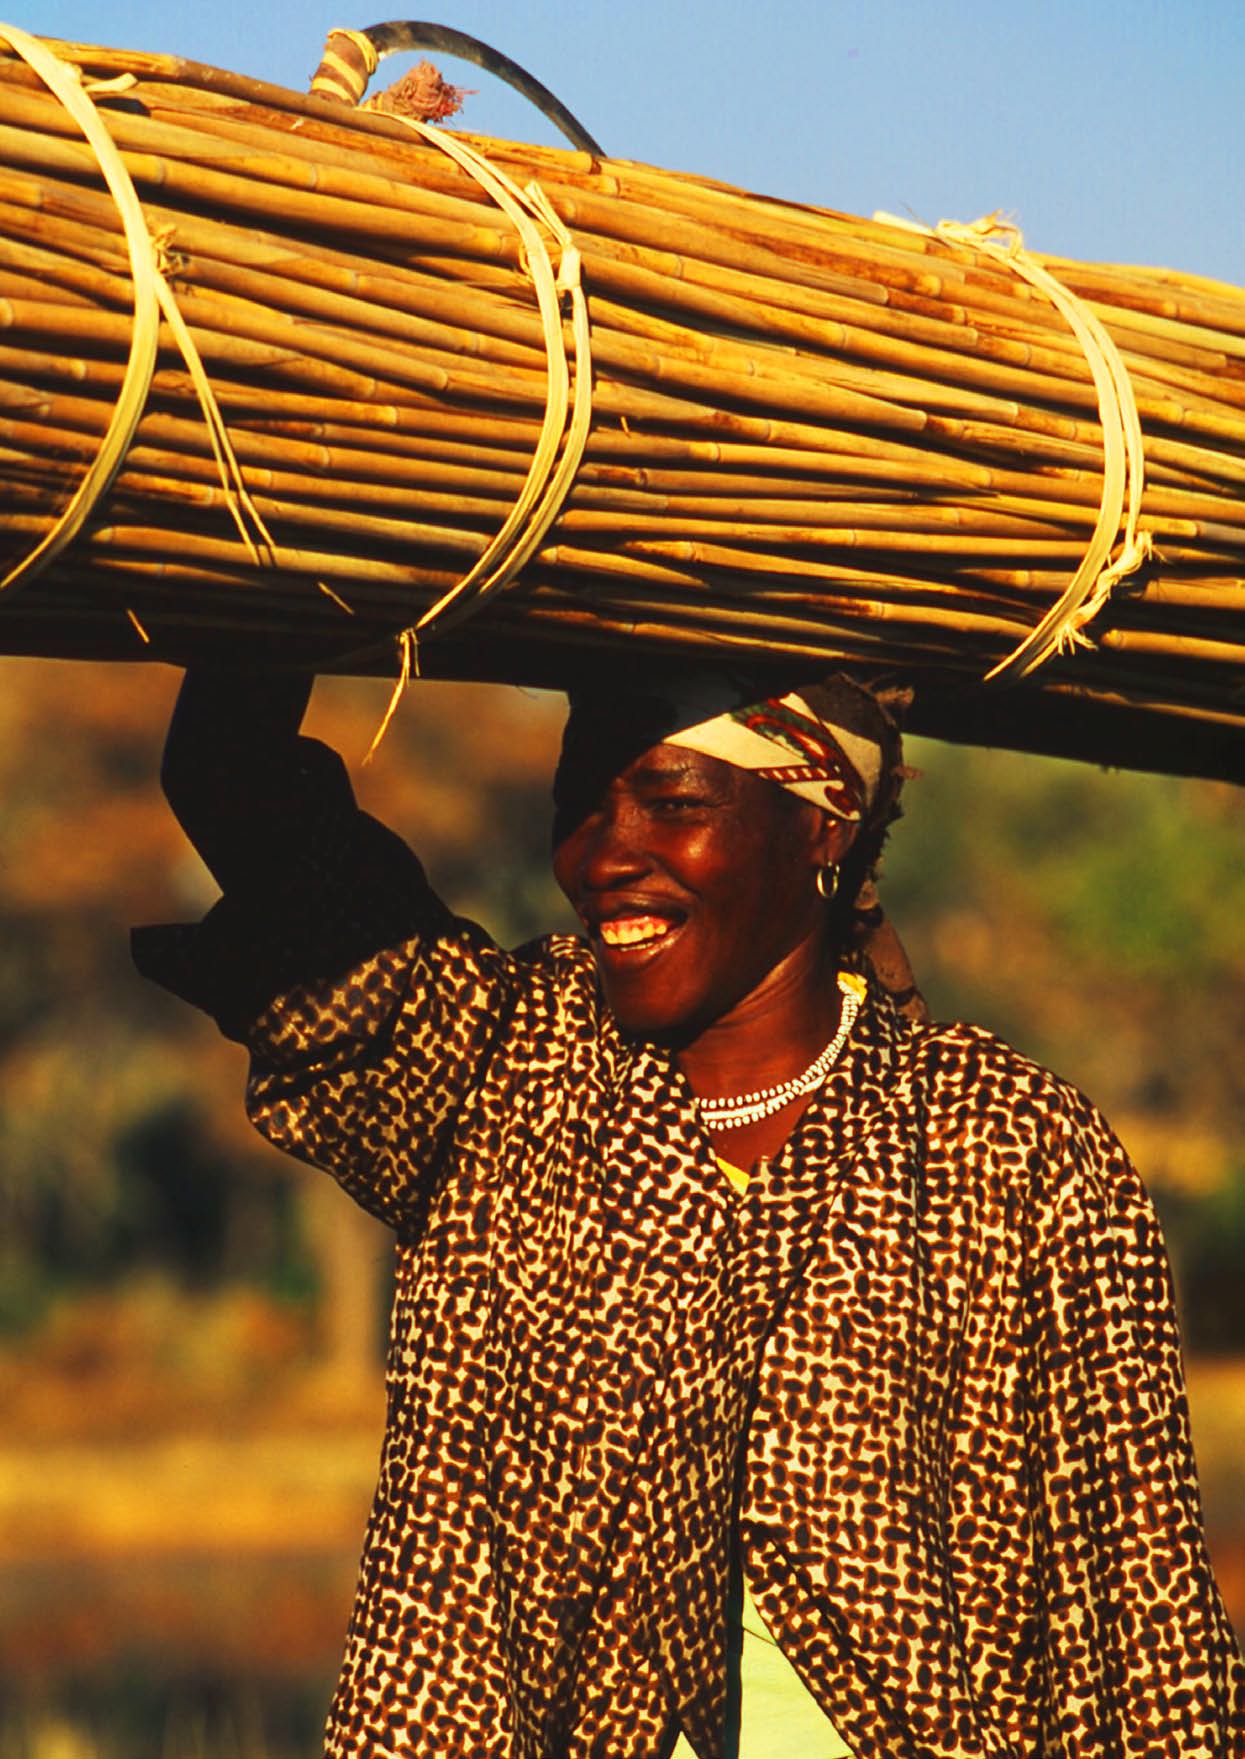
[877,209,1151,684]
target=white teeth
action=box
[599,915,674,948]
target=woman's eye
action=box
[650,792,708,813]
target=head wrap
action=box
[556,668,886,827]
[664,683,883,824]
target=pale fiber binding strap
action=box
[0,23,157,594]
[877,211,1151,686]
[311,27,593,752]
[316,26,594,643]
[398,123,592,642]
[0,23,277,598]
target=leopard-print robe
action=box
[136,736,1245,1759]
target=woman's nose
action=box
[567,801,649,891]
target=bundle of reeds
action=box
[1,28,1243,780]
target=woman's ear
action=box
[811,811,857,871]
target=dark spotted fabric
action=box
[136,738,1245,1759]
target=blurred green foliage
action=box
[890,739,1245,983]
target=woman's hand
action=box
[161,667,316,890]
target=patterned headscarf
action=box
[556,669,886,828]
[663,683,883,824]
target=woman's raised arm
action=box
[137,667,526,1227]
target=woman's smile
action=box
[594,912,682,951]
[576,883,696,992]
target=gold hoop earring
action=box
[815,862,840,902]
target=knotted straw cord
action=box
[152,269,280,565]
[877,210,1150,685]
[941,216,1150,683]
[311,40,594,756]
[0,24,157,593]
[395,122,592,639]
[0,23,278,594]
[358,126,593,758]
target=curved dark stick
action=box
[362,21,605,155]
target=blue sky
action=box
[33,0,1245,282]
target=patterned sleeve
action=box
[133,733,518,1230]
[1024,1085,1245,1752]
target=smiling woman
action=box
[133,666,1245,1758]
[549,673,902,1174]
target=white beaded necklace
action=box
[696,972,863,1132]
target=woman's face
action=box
[552,741,845,1040]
